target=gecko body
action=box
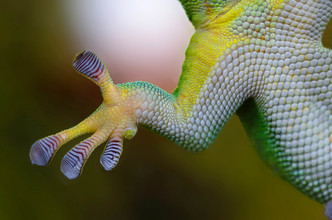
[30,0,332,218]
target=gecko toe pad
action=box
[30,135,62,166]
[100,136,123,171]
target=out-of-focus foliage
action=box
[0,0,331,219]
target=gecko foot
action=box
[30,51,138,179]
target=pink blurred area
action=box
[63,0,195,92]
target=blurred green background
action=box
[1,0,332,219]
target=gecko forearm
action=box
[118,81,220,151]
[122,67,251,152]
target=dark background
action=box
[1,0,332,219]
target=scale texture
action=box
[30,0,332,213]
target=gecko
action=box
[30,0,332,218]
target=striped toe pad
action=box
[30,135,62,166]
[100,137,123,171]
[73,50,106,82]
[61,136,100,180]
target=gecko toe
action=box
[100,136,123,171]
[60,139,95,179]
[60,130,108,179]
[61,151,83,180]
